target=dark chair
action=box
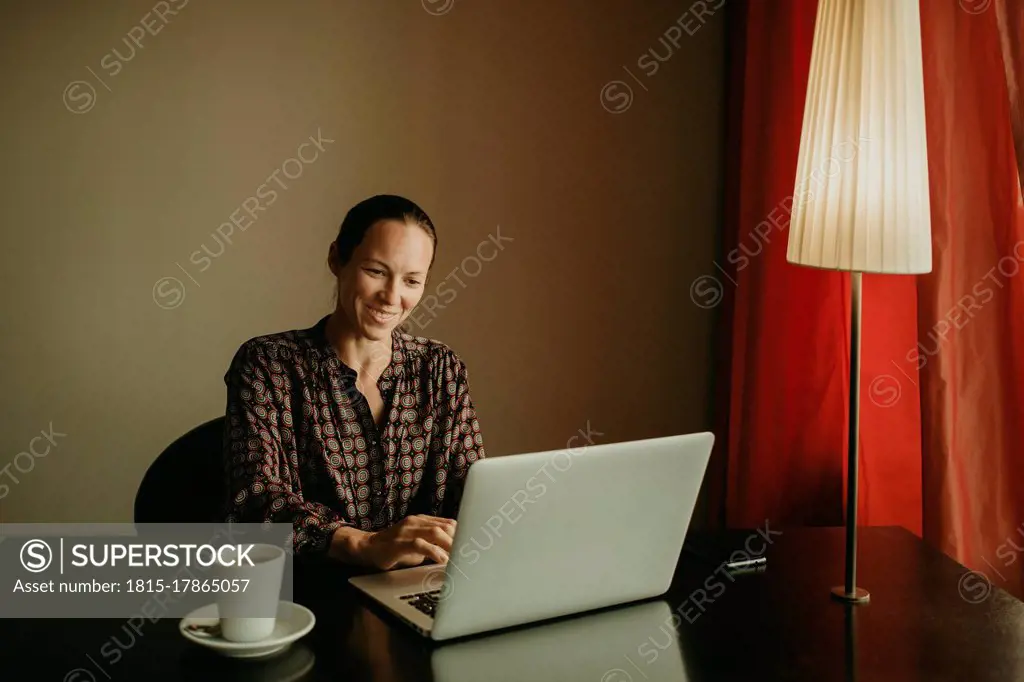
[134,417,226,523]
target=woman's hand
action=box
[364,514,457,570]
[332,515,457,571]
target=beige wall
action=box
[0,0,725,523]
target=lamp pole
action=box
[832,271,869,604]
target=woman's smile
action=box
[366,305,399,325]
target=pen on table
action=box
[683,544,768,574]
[723,556,767,574]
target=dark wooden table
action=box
[3,526,1022,681]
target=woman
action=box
[223,195,486,571]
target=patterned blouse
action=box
[222,314,486,557]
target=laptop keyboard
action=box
[399,589,441,618]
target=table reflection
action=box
[177,641,316,682]
[431,600,687,682]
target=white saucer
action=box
[179,600,316,659]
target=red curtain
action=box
[716,0,1024,595]
[918,0,1024,595]
[996,0,1023,189]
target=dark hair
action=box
[333,194,437,270]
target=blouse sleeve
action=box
[223,342,352,556]
[428,350,486,519]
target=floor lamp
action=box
[786,0,934,604]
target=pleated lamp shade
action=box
[787,0,933,274]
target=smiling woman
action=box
[222,195,486,572]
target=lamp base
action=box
[831,586,870,604]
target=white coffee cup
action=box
[214,543,286,642]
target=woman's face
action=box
[331,219,433,342]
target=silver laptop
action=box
[348,431,714,641]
